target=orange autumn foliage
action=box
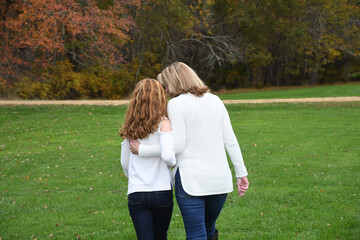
[0,0,140,85]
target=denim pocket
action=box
[156,191,173,208]
[128,192,143,205]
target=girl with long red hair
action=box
[120,78,175,240]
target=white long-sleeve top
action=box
[121,124,176,195]
[139,92,248,196]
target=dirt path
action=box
[0,96,359,105]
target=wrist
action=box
[135,144,141,156]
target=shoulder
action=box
[203,93,225,107]
[160,118,171,132]
[205,92,221,101]
[205,93,227,114]
[121,138,130,145]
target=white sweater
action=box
[139,92,248,196]
[121,125,176,195]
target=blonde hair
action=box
[157,62,209,97]
[119,79,167,140]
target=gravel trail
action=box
[0,96,359,105]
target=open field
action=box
[1,101,359,239]
[216,82,360,100]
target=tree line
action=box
[1,0,360,99]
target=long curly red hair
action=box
[119,79,167,140]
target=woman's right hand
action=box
[236,176,249,197]
[130,139,140,154]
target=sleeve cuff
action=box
[138,144,145,157]
[235,167,248,178]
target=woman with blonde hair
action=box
[120,78,176,240]
[131,62,249,240]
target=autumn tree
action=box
[0,0,140,87]
[120,0,360,90]
[303,0,360,84]
[129,0,244,90]
[1,0,359,98]
[221,0,360,86]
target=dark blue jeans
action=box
[128,190,173,240]
[175,170,228,240]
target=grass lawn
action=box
[1,102,359,239]
[216,82,360,100]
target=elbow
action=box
[225,142,239,151]
[174,142,185,154]
[120,161,129,177]
[161,152,176,168]
[122,168,129,177]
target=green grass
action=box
[1,102,359,239]
[216,83,360,100]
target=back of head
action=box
[119,78,167,139]
[157,62,209,97]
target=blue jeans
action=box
[175,170,228,240]
[128,190,173,240]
